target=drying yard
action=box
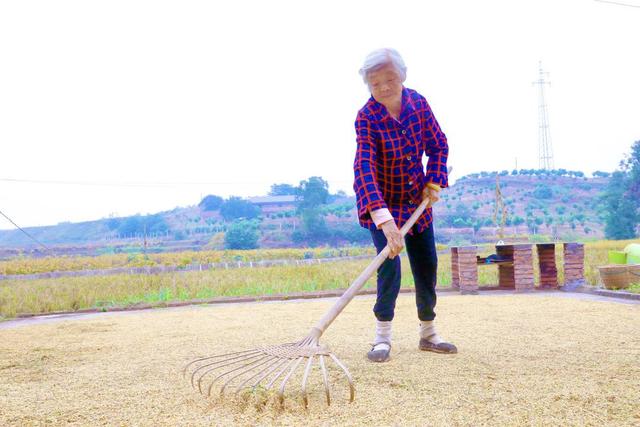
[1,293,639,426]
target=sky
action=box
[1,0,639,230]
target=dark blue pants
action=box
[370,224,438,322]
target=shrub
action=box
[220,197,261,221]
[224,220,259,249]
[199,195,224,211]
[532,185,553,199]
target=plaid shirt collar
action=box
[366,87,416,122]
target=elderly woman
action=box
[353,48,457,362]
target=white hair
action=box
[358,48,407,85]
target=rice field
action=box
[1,293,638,426]
[0,247,379,276]
[0,240,636,320]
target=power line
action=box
[0,177,356,188]
[594,0,640,8]
[0,178,267,188]
[0,209,50,251]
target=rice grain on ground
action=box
[0,294,639,426]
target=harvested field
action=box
[1,293,639,426]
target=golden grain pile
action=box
[1,294,639,426]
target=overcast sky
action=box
[1,0,639,230]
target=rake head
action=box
[183,332,355,408]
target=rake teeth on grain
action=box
[184,338,355,407]
[182,200,432,408]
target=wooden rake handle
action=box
[311,197,433,336]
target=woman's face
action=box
[366,63,403,106]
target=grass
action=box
[0,255,457,318]
[627,283,640,294]
[0,240,637,319]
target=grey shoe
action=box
[367,343,391,362]
[419,338,458,354]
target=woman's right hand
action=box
[380,220,404,258]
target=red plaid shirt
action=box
[353,87,448,233]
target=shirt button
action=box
[409,200,415,205]
[407,155,412,161]
[402,129,407,135]
[408,181,413,185]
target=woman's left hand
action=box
[422,186,440,204]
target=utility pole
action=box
[533,61,554,170]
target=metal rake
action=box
[184,198,432,407]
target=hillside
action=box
[433,174,608,244]
[0,174,609,257]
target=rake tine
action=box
[265,358,297,390]
[182,348,259,377]
[301,355,314,408]
[319,355,331,406]
[299,336,314,347]
[190,350,263,387]
[220,356,277,396]
[278,357,305,404]
[235,357,284,394]
[249,358,290,393]
[206,355,271,397]
[329,353,355,403]
[195,353,264,393]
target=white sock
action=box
[419,320,443,345]
[373,320,392,351]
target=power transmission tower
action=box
[533,61,554,170]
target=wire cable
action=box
[0,177,355,188]
[0,209,50,251]
[0,178,264,188]
[594,0,640,8]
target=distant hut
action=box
[247,195,296,214]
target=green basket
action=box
[608,251,627,265]
[624,243,640,265]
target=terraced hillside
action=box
[0,173,610,254]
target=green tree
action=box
[296,176,329,210]
[301,207,330,244]
[544,216,554,231]
[291,177,331,245]
[512,216,525,226]
[624,140,640,201]
[600,141,640,239]
[117,214,168,236]
[602,171,638,239]
[198,194,224,211]
[332,223,370,245]
[592,170,611,178]
[269,183,297,196]
[453,218,468,228]
[532,185,553,199]
[220,196,261,221]
[224,220,259,249]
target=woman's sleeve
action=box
[353,112,388,223]
[422,100,449,188]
